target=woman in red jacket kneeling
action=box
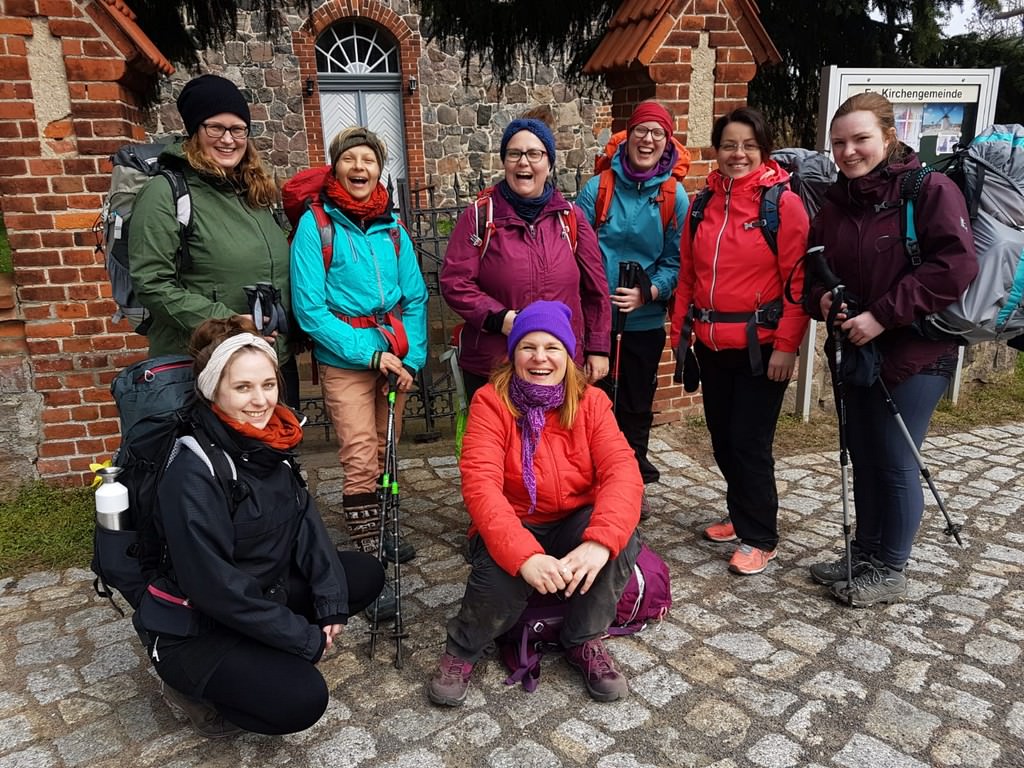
[427,300,643,706]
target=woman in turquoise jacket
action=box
[576,101,689,516]
[290,126,428,560]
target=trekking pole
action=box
[369,372,408,667]
[808,246,857,601]
[611,261,639,414]
[874,379,964,547]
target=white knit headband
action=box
[196,333,278,400]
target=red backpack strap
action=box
[470,189,496,257]
[657,178,678,232]
[308,199,334,273]
[388,218,410,261]
[558,207,578,253]
[593,169,615,230]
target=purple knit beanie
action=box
[507,300,576,358]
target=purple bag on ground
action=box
[499,542,672,691]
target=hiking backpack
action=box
[499,541,672,692]
[92,355,233,612]
[898,124,1024,347]
[99,142,192,335]
[591,129,691,233]
[689,148,836,255]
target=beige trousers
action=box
[320,365,406,495]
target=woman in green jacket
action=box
[129,74,298,406]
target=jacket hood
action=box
[707,157,791,197]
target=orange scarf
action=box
[212,403,303,450]
[323,174,390,223]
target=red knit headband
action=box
[628,103,674,136]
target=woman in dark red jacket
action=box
[804,92,978,607]
[669,107,810,576]
[427,301,642,707]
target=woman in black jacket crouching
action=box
[134,315,384,737]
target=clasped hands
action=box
[519,541,611,598]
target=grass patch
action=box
[0,218,11,274]
[0,481,95,578]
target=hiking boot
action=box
[639,490,652,521]
[565,638,628,702]
[382,527,416,563]
[809,548,871,586]
[832,558,908,607]
[364,580,397,623]
[704,518,737,543]
[161,682,241,739]
[428,652,475,707]
[728,544,777,575]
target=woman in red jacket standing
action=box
[804,93,977,607]
[670,107,810,576]
[427,301,642,707]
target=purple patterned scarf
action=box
[510,375,566,513]
[619,141,678,184]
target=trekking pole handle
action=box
[806,246,843,295]
[387,372,398,391]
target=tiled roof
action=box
[99,0,174,76]
[584,0,780,75]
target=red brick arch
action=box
[293,1,424,186]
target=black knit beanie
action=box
[177,74,251,137]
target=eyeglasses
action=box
[505,148,547,163]
[630,125,668,141]
[720,142,761,154]
[201,123,250,140]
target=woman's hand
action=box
[766,350,796,382]
[519,553,571,595]
[841,311,884,346]
[559,541,611,598]
[321,623,344,652]
[819,293,849,325]
[378,352,415,391]
[584,355,609,382]
[610,285,643,313]
[501,310,518,336]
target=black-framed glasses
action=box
[505,148,547,163]
[630,125,667,141]
[201,123,250,140]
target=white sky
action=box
[943,0,975,35]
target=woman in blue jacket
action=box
[576,101,689,516]
[290,127,429,559]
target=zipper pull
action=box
[151,637,160,662]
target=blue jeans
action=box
[843,374,948,569]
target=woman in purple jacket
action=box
[440,118,611,402]
[805,92,978,607]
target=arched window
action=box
[314,21,407,194]
[315,21,399,75]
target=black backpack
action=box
[92,355,232,612]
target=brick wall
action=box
[604,1,765,425]
[0,0,151,483]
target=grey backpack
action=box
[903,125,1024,347]
[100,142,192,335]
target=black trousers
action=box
[153,550,384,735]
[695,341,788,551]
[461,368,489,408]
[446,506,641,662]
[597,327,666,484]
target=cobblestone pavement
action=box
[2,422,1024,768]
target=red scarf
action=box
[323,174,390,222]
[212,403,303,450]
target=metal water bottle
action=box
[95,466,129,531]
